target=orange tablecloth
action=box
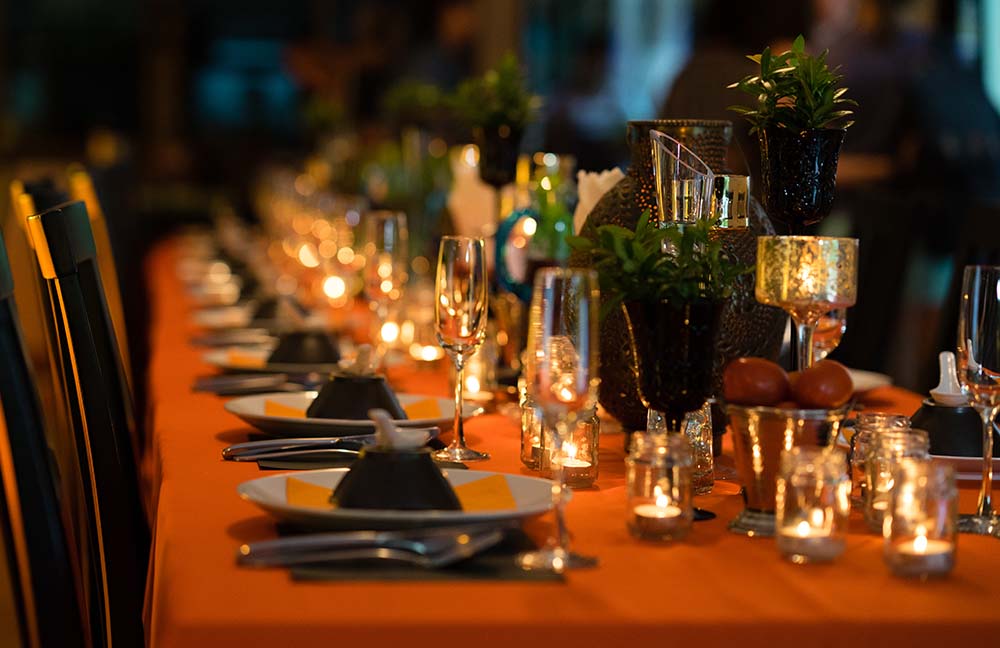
[145,240,1000,648]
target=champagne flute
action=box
[434,236,490,462]
[956,265,1000,536]
[518,268,600,572]
[756,236,858,369]
[363,211,408,359]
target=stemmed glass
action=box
[650,129,715,227]
[519,268,600,572]
[755,236,858,369]
[813,308,848,361]
[364,211,409,359]
[433,236,490,462]
[955,265,1000,536]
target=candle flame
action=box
[796,520,811,537]
[564,441,577,461]
[913,534,928,553]
[654,485,668,508]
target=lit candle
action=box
[560,441,594,488]
[887,535,954,578]
[630,487,687,540]
[777,518,845,563]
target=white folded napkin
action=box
[369,408,429,450]
[572,168,624,234]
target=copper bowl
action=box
[726,404,851,537]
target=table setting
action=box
[140,37,1000,648]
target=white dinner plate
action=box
[848,369,892,393]
[192,306,330,332]
[931,454,1000,482]
[223,391,478,437]
[203,344,405,375]
[237,468,555,530]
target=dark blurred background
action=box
[2,0,1000,395]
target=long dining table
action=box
[144,238,1000,648]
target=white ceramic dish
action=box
[224,391,478,437]
[192,306,330,332]
[848,369,892,393]
[237,468,555,530]
[203,344,405,375]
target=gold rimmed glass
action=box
[755,236,858,369]
[434,236,490,462]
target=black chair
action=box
[28,201,147,647]
[0,228,87,646]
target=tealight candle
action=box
[883,460,957,579]
[561,441,594,489]
[777,520,845,563]
[626,435,693,542]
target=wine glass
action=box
[518,268,600,572]
[955,265,1000,536]
[363,211,408,359]
[813,308,847,361]
[434,236,490,462]
[756,236,858,369]
[650,129,715,227]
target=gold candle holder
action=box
[755,236,858,368]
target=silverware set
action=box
[237,523,510,569]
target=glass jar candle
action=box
[538,408,599,488]
[647,401,714,495]
[775,447,851,563]
[849,413,911,508]
[884,459,957,579]
[626,434,693,542]
[863,428,929,532]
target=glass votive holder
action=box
[537,408,599,489]
[849,413,911,508]
[884,459,957,579]
[864,428,929,532]
[519,391,544,470]
[775,447,851,564]
[647,402,714,495]
[626,433,693,542]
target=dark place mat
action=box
[287,528,563,583]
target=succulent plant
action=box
[728,35,856,133]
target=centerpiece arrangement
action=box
[728,35,856,234]
[569,214,747,434]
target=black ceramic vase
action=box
[758,127,845,234]
[267,330,341,365]
[573,119,785,432]
[475,124,523,189]
[624,299,725,434]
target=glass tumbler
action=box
[849,413,911,508]
[647,402,714,494]
[864,429,930,532]
[884,459,957,579]
[775,447,851,563]
[626,434,694,542]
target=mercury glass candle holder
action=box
[626,434,693,542]
[863,428,930,532]
[775,447,851,564]
[848,413,911,509]
[755,236,858,368]
[884,459,957,579]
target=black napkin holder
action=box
[331,447,461,510]
[251,296,308,323]
[267,330,341,365]
[306,373,407,420]
[910,398,996,456]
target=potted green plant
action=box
[728,35,856,234]
[451,53,540,189]
[569,214,747,434]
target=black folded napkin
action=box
[287,528,563,582]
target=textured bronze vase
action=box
[574,119,785,432]
[758,127,845,234]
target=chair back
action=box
[66,167,132,392]
[27,201,146,647]
[0,229,87,647]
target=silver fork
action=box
[238,528,504,569]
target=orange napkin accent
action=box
[285,474,517,511]
[402,398,442,419]
[226,350,266,369]
[264,400,307,418]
